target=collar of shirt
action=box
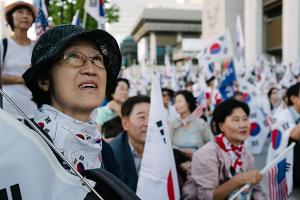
[128,138,142,174]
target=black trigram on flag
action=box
[0,184,22,200]
[156,120,166,144]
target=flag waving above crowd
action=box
[84,0,106,29]
[34,0,50,38]
[201,29,234,63]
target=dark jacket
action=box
[25,120,139,199]
[109,132,138,192]
[101,140,121,178]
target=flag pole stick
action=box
[82,10,87,28]
[0,89,104,200]
[229,142,296,200]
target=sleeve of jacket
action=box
[191,142,220,200]
[101,140,121,179]
[246,151,266,200]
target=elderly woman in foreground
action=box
[22,24,140,199]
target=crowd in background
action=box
[2,1,300,200]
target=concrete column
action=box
[149,32,157,65]
[202,0,226,40]
[177,33,182,43]
[137,37,148,65]
[244,0,263,67]
[282,0,300,65]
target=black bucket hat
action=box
[22,24,121,97]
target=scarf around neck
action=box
[34,105,103,173]
[215,133,244,176]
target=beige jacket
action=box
[182,141,265,200]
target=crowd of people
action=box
[2,1,300,200]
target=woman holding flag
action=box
[21,24,138,199]
[182,98,265,199]
[170,90,212,158]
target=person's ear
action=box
[291,95,298,105]
[121,117,129,131]
[37,79,50,92]
[218,122,224,133]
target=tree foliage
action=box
[46,0,119,31]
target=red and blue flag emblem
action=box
[271,129,282,150]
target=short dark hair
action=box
[30,68,53,108]
[205,76,215,85]
[175,90,196,112]
[108,78,130,101]
[210,98,250,135]
[162,87,175,100]
[101,116,123,138]
[286,82,300,106]
[6,6,35,31]
[121,95,150,117]
[185,81,194,88]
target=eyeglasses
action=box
[61,51,105,69]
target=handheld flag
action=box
[230,142,295,200]
[235,15,244,60]
[245,108,271,154]
[35,0,50,38]
[218,60,236,100]
[200,29,234,63]
[71,10,81,26]
[237,78,261,108]
[266,158,291,200]
[136,73,180,200]
[84,0,106,29]
[265,109,295,197]
[0,108,95,200]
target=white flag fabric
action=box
[71,9,81,26]
[266,108,295,164]
[84,0,105,29]
[245,108,270,154]
[0,108,94,200]
[237,78,261,108]
[200,29,234,63]
[235,15,244,60]
[136,74,180,200]
[265,108,295,196]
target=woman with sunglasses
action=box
[22,25,139,199]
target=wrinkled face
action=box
[122,102,150,145]
[174,94,190,115]
[12,7,34,31]
[219,108,250,145]
[111,81,129,103]
[45,39,107,121]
